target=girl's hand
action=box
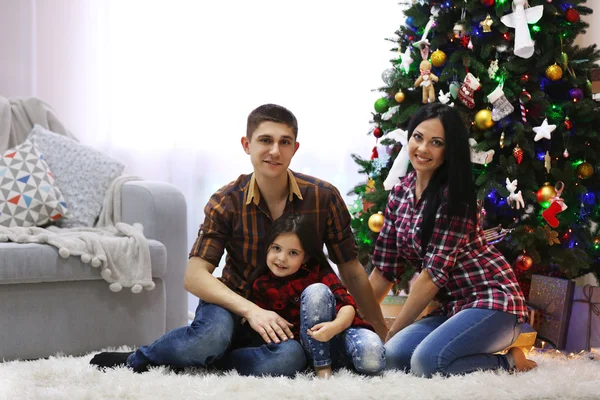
[307,322,338,342]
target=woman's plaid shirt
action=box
[373,172,528,322]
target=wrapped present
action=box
[528,274,575,349]
[592,68,600,101]
[565,285,600,352]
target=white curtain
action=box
[16,0,405,311]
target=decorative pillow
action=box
[29,125,125,228]
[0,139,69,227]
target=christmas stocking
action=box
[458,73,481,109]
[488,84,515,121]
[542,199,566,228]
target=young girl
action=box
[370,103,536,377]
[247,213,385,378]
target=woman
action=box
[370,103,537,377]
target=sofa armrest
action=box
[121,181,188,331]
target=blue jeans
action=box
[127,299,306,377]
[300,283,385,375]
[385,308,522,377]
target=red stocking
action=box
[542,200,563,228]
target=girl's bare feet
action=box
[509,347,538,372]
[315,365,332,379]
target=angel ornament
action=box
[500,0,543,59]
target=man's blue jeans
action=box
[300,283,385,375]
[385,308,522,377]
[126,299,306,376]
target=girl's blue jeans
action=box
[385,307,522,377]
[299,283,386,375]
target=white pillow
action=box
[29,125,125,227]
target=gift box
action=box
[565,285,600,353]
[528,274,575,349]
[592,68,600,101]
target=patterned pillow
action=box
[0,139,69,227]
[29,125,126,228]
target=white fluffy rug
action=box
[1,348,599,400]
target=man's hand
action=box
[246,308,294,344]
[307,322,338,343]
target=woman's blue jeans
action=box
[126,299,306,377]
[385,308,522,377]
[299,283,385,375]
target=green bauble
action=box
[374,97,390,113]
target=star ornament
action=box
[532,118,556,141]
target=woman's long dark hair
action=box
[406,103,477,254]
[248,213,330,285]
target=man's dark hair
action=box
[246,104,298,140]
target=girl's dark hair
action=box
[406,103,477,254]
[248,213,329,285]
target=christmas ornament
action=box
[373,127,383,138]
[482,0,495,6]
[467,38,474,50]
[480,14,494,32]
[381,105,399,121]
[438,90,454,106]
[544,151,551,173]
[543,224,561,245]
[399,47,414,73]
[449,81,460,99]
[470,138,495,164]
[563,149,570,158]
[561,51,569,70]
[542,182,567,228]
[413,6,440,49]
[414,60,438,104]
[488,60,499,79]
[519,89,531,123]
[516,254,533,271]
[458,73,481,109]
[576,162,594,179]
[366,178,375,191]
[488,84,515,121]
[564,116,573,130]
[500,132,505,148]
[394,91,406,103]
[533,118,556,142]
[381,68,397,86]
[374,97,390,113]
[569,88,584,102]
[565,8,580,23]
[475,109,494,130]
[506,178,525,209]
[537,182,557,205]
[520,74,529,84]
[453,23,465,38]
[431,50,447,67]
[513,144,524,164]
[368,211,385,233]
[546,64,563,81]
[500,0,543,59]
[383,128,409,190]
[371,146,379,160]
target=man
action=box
[91,104,387,376]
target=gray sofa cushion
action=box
[0,239,166,284]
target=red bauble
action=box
[516,254,533,271]
[513,145,524,165]
[482,0,495,6]
[373,127,383,138]
[520,74,529,84]
[565,8,580,23]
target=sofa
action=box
[0,180,188,361]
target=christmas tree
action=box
[350,0,600,296]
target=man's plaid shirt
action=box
[189,170,358,297]
[373,171,527,322]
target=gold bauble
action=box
[366,178,375,191]
[576,162,594,179]
[431,50,447,67]
[546,63,563,81]
[537,182,557,205]
[474,109,494,130]
[394,91,406,103]
[368,211,385,233]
